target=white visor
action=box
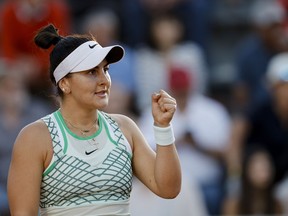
[53,41,124,83]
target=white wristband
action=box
[153,124,175,146]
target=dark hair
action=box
[147,13,184,50]
[34,24,94,96]
[238,145,280,214]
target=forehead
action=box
[77,59,110,72]
[94,59,109,68]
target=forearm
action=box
[154,144,181,198]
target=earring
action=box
[62,88,65,92]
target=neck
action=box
[59,106,98,131]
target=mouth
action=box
[95,90,108,97]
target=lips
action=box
[95,90,108,97]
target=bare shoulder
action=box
[108,113,137,128]
[18,120,50,140]
[14,119,52,155]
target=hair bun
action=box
[34,24,63,49]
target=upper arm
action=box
[130,121,158,191]
[7,121,51,216]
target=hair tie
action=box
[52,36,63,45]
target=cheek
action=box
[107,78,112,89]
[247,155,273,187]
[275,86,288,107]
[106,73,112,84]
[70,82,94,100]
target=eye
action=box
[88,68,97,75]
[104,66,109,73]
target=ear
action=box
[58,78,71,94]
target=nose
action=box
[98,69,110,86]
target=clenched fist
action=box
[151,89,177,127]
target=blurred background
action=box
[1,0,288,215]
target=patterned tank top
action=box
[39,110,133,215]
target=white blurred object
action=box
[275,175,288,215]
[250,0,285,27]
[130,176,208,216]
[266,52,288,86]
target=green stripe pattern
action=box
[40,112,132,208]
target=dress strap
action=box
[41,113,65,176]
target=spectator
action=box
[223,146,283,215]
[120,0,213,58]
[0,0,71,98]
[232,0,288,113]
[65,0,121,33]
[134,13,208,113]
[226,52,288,215]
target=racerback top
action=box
[39,110,133,216]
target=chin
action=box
[96,102,109,110]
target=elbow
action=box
[158,180,182,199]
[160,187,181,199]
[163,192,180,199]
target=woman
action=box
[223,146,283,215]
[7,24,181,216]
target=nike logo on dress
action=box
[89,44,97,49]
[85,149,97,155]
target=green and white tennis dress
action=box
[40,110,133,216]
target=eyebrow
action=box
[93,63,109,69]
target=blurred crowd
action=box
[0,0,288,215]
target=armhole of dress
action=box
[99,111,132,158]
[42,112,67,176]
